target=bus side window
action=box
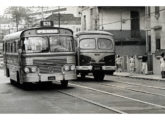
[4,42,7,52]
[10,43,12,53]
[5,43,7,52]
[7,43,10,53]
[11,42,13,53]
[14,41,18,53]
[6,43,7,52]
[15,41,18,53]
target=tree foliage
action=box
[5,7,32,30]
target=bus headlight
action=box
[70,65,75,70]
[24,67,30,73]
[64,65,70,71]
[31,67,37,72]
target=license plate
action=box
[48,76,55,80]
[94,66,101,70]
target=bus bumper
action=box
[24,73,77,83]
[76,66,116,71]
[102,66,116,71]
[76,66,93,71]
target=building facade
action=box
[46,13,81,33]
[79,6,146,56]
[147,6,165,75]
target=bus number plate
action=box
[94,66,101,70]
[48,76,55,80]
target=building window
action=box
[148,36,151,52]
[156,38,160,50]
[131,11,140,38]
[147,7,150,17]
[155,7,160,19]
[83,15,86,30]
[155,29,161,50]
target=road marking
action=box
[70,83,165,110]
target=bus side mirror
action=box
[18,49,22,54]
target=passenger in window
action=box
[24,38,32,51]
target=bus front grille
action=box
[39,65,62,74]
[33,59,66,74]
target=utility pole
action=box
[41,6,44,21]
[58,6,60,28]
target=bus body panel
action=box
[5,53,76,83]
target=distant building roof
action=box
[46,14,81,25]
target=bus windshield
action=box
[23,36,73,53]
[98,38,113,50]
[50,36,73,52]
[24,37,49,53]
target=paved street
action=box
[1,69,165,113]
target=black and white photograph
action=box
[0,0,165,119]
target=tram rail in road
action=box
[69,82,165,110]
[58,90,126,114]
[100,83,165,97]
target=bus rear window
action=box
[98,38,113,50]
[80,39,95,49]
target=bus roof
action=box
[75,31,113,36]
[3,31,23,41]
[3,27,73,41]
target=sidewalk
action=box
[113,72,165,81]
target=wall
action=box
[98,7,145,31]
[116,45,146,56]
[81,7,92,31]
[150,7,165,75]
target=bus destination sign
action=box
[36,29,59,34]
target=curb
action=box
[112,73,165,82]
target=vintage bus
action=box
[3,22,76,87]
[75,31,116,81]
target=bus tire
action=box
[93,72,105,81]
[99,73,105,81]
[81,73,86,80]
[10,79,15,85]
[61,80,68,88]
[108,71,114,75]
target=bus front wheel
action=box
[61,80,68,88]
[93,72,105,81]
[80,73,86,80]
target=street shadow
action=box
[8,81,74,91]
[73,77,114,83]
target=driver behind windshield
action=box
[50,38,68,52]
